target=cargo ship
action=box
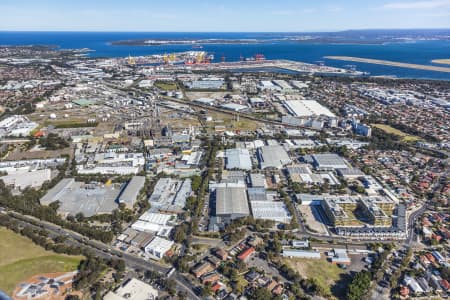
[245,54,266,61]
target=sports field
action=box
[0,227,83,295]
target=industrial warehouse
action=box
[250,201,292,223]
[224,148,252,171]
[117,176,146,209]
[283,100,336,118]
[40,178,121,217]
[212,182,250,225]
[257,145,292,169]
[308,153,350,171]
[148,178,192,213]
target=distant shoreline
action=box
[325,56,450,73]
[432,59,450,66]
[110,38,407,47]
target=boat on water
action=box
[245,54,266,61]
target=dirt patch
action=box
[298,205,329,235]
[5,145,73,161]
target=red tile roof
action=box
[237,247,255,261]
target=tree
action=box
[75,212,85,223]
[164,279,177,296]
[191,175,202,192]
[49,201,60,212]
[39,133,69,150]
[354,185,366,194]
[249,287,272,300]
[200,284,213,297]
[173,224,187,243]
[115,259,126,273]
[346,270,372,300]
[441,267,450,281]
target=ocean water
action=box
[1,31,450,80]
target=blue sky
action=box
[1,0,450,31]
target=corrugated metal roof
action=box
[225,148,252,170]
[215,186,249,216]
[118,176,145,207]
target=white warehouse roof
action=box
[250,201,291,223]
[1,169,51,190]
[144,237,174,260]
[284,100,336,118]
[282,250,321,259]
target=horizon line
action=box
[1,28,450,34]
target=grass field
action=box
[51,121,98,129]
[372,124,421,142]
[207,111,261,131]
[283,257,344,296]
[0,227,83,295]
[155,81,178,91]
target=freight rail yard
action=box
[0,45,449,300]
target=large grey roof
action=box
[247,187,268,201]
[40,178,121,217]
[312,153,348,169]
[215,186,249,216]
[257,145,292,169]
[248,173,266,188]
[40,178,75,205]
[225,148,252,170]
[118,176,146,207]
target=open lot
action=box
[0,227,83,295]
[205,111,261,131]
[154,81,178,91]
[283,256,345,297]
[372,124,421,142]
[247,256,283,279]
[185,91,237,100]
[5,145,73,161]
[298,205,329,235]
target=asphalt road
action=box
[405,203,427,245]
